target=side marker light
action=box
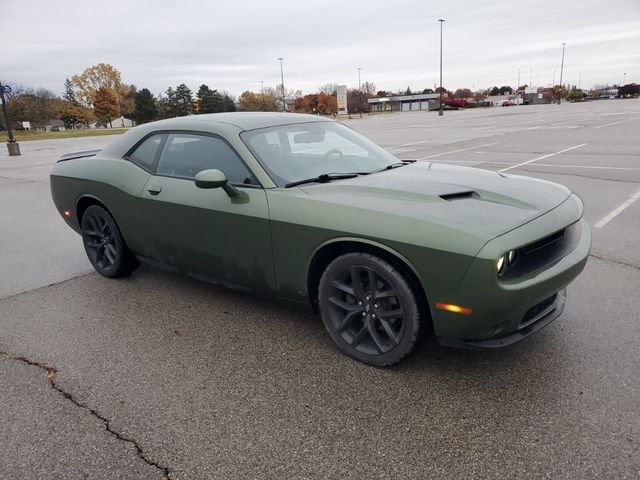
[435,302,473,315]
[63,210,72,217]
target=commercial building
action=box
[367,93,440,112]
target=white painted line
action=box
[499,143,587,173]
[417,142,499,160]
[388,140,434,149]
[594,118,639,129]
[595,189,640,228]
[434,161,640,171]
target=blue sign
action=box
[2,85,11,93]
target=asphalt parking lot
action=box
[1,100,638,479]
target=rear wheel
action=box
[81,205,139,278]
[318,252,423,367]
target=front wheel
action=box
[81,205,139,278]
[318,252,423,367]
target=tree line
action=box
[0,63,236,131]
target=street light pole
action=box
[0,82,20,156]
[438,19,445,117]
[558,43,566,104]
[277,57,285,112]
[358,67,362,118]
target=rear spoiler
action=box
[58,149,102,162]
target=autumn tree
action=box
[5,87,57,128]
[453,88,473,99]
[295,92,337,115]
[71,63,131,118]
[238,89,278,111]
[361,81,376,97]
[93,87,119,127]
[132,88,157,124]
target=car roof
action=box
[168,112,333,131]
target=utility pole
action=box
[277,57,285,112]
[358,67,362,118]
[438,19,445,116]
[0,82,20,156]
[558,43,566,104]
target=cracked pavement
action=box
[1,101,639,479]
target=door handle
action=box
[147,185,162,195]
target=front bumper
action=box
[437,289,566,349]
[429,194,590,346]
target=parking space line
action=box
[435,160,640,171]
[416,142,499,160]
[499,143,587,172]
[594,118,639,129]
[594,189,640,228]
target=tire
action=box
[318,252,423,367]
[80,205,139,278]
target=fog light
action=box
[435,303,473,315]
[496,255,505,274]
[507,249,517,266]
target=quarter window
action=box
[128,134,164,167]
[156,133,256,185]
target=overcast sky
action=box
[3,0,639,97]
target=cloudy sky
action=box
[3,0,639,97]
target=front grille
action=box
[520,293,558,327]
[502,222,581,279]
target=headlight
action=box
[497,249,518,276]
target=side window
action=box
[128,134,164,168]
[156,133,256,185]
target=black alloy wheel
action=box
[81,205,139,278]
[318,252,423,367]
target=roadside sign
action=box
[2,85,11,93]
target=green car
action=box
[50,113,591,366]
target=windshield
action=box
[240,122,399,186]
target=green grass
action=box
[1,128,127,142]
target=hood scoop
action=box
[440,191,480,202]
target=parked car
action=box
[50,113,590,366]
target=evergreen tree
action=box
[64,78,78,105]
[132,88,157,124]
[196,84,223,113]
[165,84,194,117]
[222,93,236,112]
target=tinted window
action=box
[128,134,164,167]
[156,133,255,184]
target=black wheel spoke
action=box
[379,318,400,345]
[328,296,361,312]
[351,323,369,347]
[377,308,403,319]
[86,240,101,248]
[375,289,395,299]
[337,309,362,333]
[331,279,355,297]
[349,267,364,298]
[105,244,116,264]
[367,268,377,292]
[87,216,101,237]
[367,320,387,353]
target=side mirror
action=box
[194,169,239,197]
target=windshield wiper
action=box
[381,162,406,171]
[285,173,360,188]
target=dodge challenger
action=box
[50,113,591,366]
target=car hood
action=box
[299,162,572,239]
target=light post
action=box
[438,19,445,116]
[358,67,362,118]
[0,82,20,156]
[260,80,264,111]
[277,57,285,112]
[558,42,566,104]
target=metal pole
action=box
[438,19,445,116]
[260,81,264,111]
[578,72,581,90]
[0,83,20,156]
[358,67,362,118]
[278,58,285,112]
[622,72,626,86]
[558,43,566,104]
